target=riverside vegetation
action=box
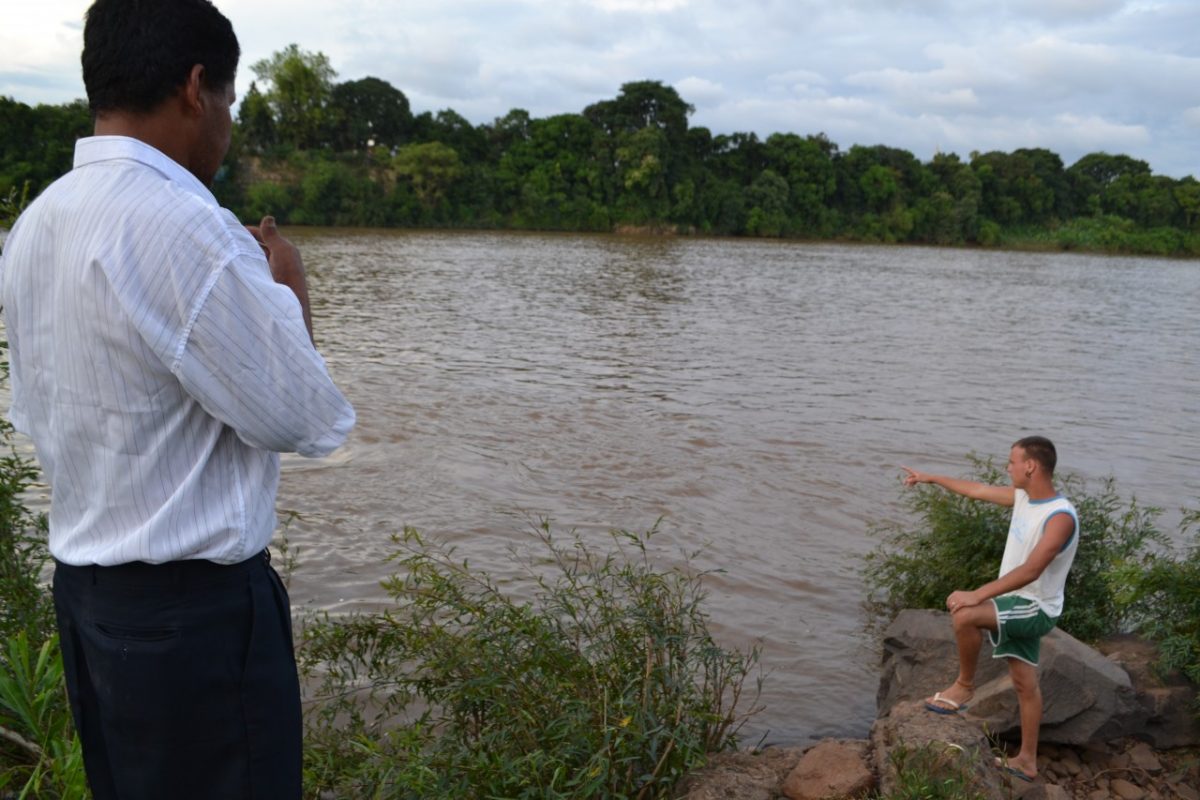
[4,189,1200,796]
[3,44,1200,256]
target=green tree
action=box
[585,81,694,223]
[411,109,487,163]
[484,108,532,161]
[708,132,766,186]
[859,163,899,212]
[745,168,789,236]
[836,145,929,238]
[1103,173,1179,228]
[328,77,412,152]
[1174,178,1200,229]
[926,152,982,243]
[0,97,91,196]
[583,80,692,144]
[496,113,606,230]
[763,133,837,236]
[1067,152,1151,218]
[971,150,1065,226]
[614,125,670,224]
[236,81,276,153]
[392,141,462,213]
[250,44,337,150]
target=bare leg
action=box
[926,603,997,710]
[1004,658,1041,779]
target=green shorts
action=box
[988,595,1057,665]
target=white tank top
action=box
[998,489,1079,618]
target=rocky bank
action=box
[678,610,1199,800]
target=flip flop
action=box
[924,692,969,715]
[994,756,1035,782]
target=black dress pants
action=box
[52,552,302,800]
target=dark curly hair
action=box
[82,0,240,114]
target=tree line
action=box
[3,43,1199,256]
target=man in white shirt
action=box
[901,436,1078,784]
[0,1,354,797]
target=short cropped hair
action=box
[82,0,240,114]
[1014,436,1057,475]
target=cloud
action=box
[765,69,830,97]
[1007,0,1126,24]
[584,0,690,10]
[845,67,981,112]
[674,76,725,107]
[0,0,1195,177]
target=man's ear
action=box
[181,64,207,116]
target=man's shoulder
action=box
[84,162,248,263]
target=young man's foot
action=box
[924,679,974,714]
[994,755,1037,782]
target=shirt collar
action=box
[73,135,218,209]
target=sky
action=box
[2,0,1198,179]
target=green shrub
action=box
[242,180,296,224]
[0,186,88,799]
[298,523,762,799]
[0,633,88,798]
[1108,509,1200,711]
[863,456,1165,642]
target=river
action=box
[14,229,1200,744]
[273,230,1200,744]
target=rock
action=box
[1090,790,1111,800]
[676,746,804,800]
[1174,783,1200,800]
[1022,786,1070,800]
[878,610,1148,745]
[1128,741,1163,773]
[870,700,1012,800]
[781,740,873,800]
[1112,777,1147,800]
[876,609,1010,714]
[1098,635,1200,748]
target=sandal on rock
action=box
[924,692,969,715]
[993,756,1035,783]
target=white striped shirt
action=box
[0,136,355,566]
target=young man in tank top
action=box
[901,436,1079,783]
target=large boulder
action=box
[675,746,803,800]
[870,700,1018,800]
[781,740,873,800]
[1097,635,1200,748]
[878,610,1148,746]
[876,609,1009,714]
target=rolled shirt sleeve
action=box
[174,248,355,458]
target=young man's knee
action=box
[951,606,992,634]
[1007,661,1040,694]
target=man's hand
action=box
[246,216,302,284]
[245,216,314,344]
[946,590,982,614]
[899,465,1016,506]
